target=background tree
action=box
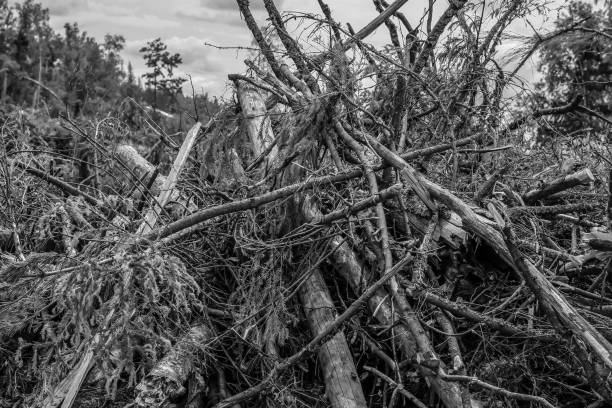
[530,1,612,144]
[139,37,186,109]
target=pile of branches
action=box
[2,0,612,407]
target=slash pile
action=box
[2,1,612,407]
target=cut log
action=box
[523,168,595,203]
[299,269,367,408]
[135,325,213,407]
[113,144,197,216]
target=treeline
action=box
[0,0,218,123]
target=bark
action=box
[523,168,595,203]
[135,325,213,407]
[137,122,201,234]
[114,144,197,216]
[299,269,367,408]
[235,82,278,168]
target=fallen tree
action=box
[1,1,612,408]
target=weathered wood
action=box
[299,270,367,408]
[114,144,197,217]
[523,168,595,203]
[114,144,168,200]
[235,81,278,167]
[505,227,612,401]
[393,209,467,249]
[137,122,201,234]
[135,325,213,407]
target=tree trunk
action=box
[135,325,213,407]
[299,269,367,408]
[236,80,367,408]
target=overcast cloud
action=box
[14,0,569,98]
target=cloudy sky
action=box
[19,0,571,98]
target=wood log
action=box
[236,80,367,408]
[323,233,473,408]
[114,144,197,215]
[137,122,201,234]
[523,168,595,203]
[505,227,612,402]
[114,144,169,200]
[392,209,467,249]
[135,325,213,407]
[299,269,367,408]
[235,81,278,169]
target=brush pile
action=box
[2,1,612,407]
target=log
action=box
[137,122,201,234]
[298,269,367,408]
[114,144,169,200]
[237,79,367,408]
[392,209,467,249]
[324,234,474,408]
[350,126,513,266]
[114,144,197,216]
[235,81,278,169]
[135,325,213,407]
[505,227,612,401]
[523,168,595,203]
[214,256,411,408]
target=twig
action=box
[436,371,557,408]
[363,366,428,408]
